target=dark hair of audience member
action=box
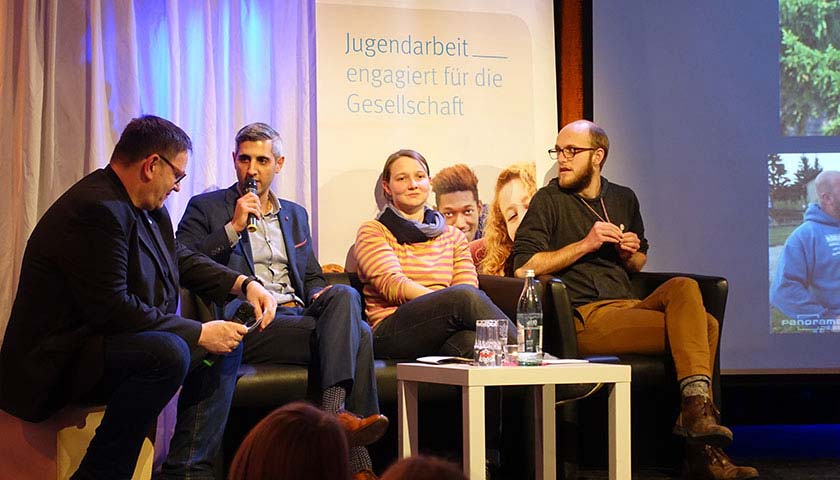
[228,401,350,480]
[380,455,467,480]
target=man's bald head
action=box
[559,120,610,165]
[815,170,840,220]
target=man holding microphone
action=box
[178,122,384,480]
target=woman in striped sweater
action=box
[354,149,515,359]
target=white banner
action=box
[315,0,557,265]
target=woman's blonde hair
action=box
[478,162,537,276]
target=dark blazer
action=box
[177,184,326,315]
[0,167,239,422]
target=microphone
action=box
[231,301,259,331]
[203,302,258,367]
[245,177,258,233]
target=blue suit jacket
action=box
[177,184,327,317]
[0,167,239,422]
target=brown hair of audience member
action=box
[228,401,350,480]
[431,163,480,202]
[380,455,467,480]
[479,162,537,276]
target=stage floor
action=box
[577,424,840,480]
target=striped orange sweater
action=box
[354,219,478,327]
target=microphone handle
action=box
[203,302,256,367]
[247,212,258,233]
[245,181,258,232]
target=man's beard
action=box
[560,160,596,193]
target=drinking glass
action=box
[474,319,500,366]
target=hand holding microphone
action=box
[201,302,258,367]
[230,301,260,331]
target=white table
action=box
[396,362,632,480]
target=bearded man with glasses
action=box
[511,119,757,480]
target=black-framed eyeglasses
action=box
[157,153,187,185]
[548,146,597,160]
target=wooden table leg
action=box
[398,379,418,458]
[463,385,486,480]
[608,381,632,480]
[535,383,557,480]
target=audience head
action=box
[381,149,431,219]
[431,164,483,241]
[109,115,191,210]
[479,162,537,276]
[380,455,467,480]
[228,401,350,480]
[815,170,840,220]
[232,122,285,197]
[553,119,609,193]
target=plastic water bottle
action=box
[517,269,543,365]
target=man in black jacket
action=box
[0,115,276,479]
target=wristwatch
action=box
[240,276,263,296]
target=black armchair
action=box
[542,272,728,472]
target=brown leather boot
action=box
[336,411,389,447]
[674,395,733,447]
[684,444,759,479]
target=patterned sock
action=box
[322,385,347,414]
[349,446,373,473]
[679,375,711,399]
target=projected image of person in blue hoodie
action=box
[771,170,840,332]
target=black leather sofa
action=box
[181,273,534,474]
[182,270,727,477]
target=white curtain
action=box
[0,0,316,343]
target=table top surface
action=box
[396,361,631,386]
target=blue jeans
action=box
[157,343,241,479]
[71,331,241,480]
[237,284,379,417]
[372,284,515,358]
